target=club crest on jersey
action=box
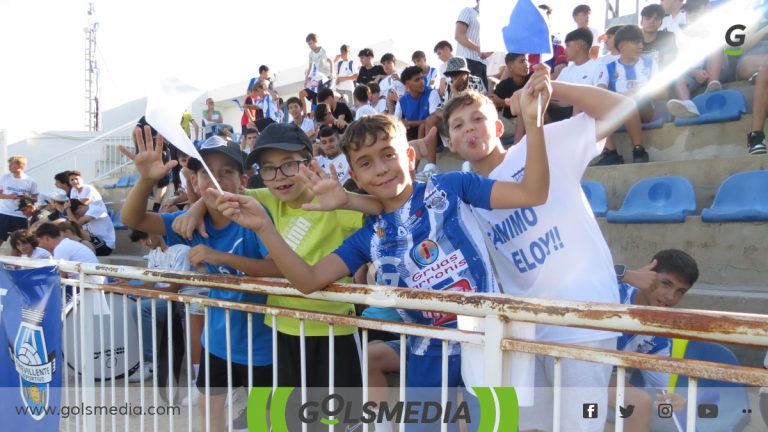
[424,188,448,213]
[411,240,439,266]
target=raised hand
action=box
[297,160,349,211]
[119,126,177,181]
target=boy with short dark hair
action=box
[597,24,655,163]
[213,69,552,432]
[316,126,353,189]
[334,44,358,104]
[433,40,454,97]
[352,84,377,120]
[412,50,439,90]
[572,4,601,59]
[120,131,281,432]
[356,48,386,86]
[610,249,699,431]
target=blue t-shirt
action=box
[161,211,272,366]
[617,283,672,388]
[399,88,435,121]
[334,172,499,355]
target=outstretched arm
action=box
[213,189,351,294]
[549,81,636,142]
[297,161,383,215]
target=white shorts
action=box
[519,337,616,432]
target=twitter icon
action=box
[619,405,635,418]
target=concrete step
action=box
[598,216,767,287]
[584,153,768,212]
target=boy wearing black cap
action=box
[120,130,281,432]
[173,124,380,399]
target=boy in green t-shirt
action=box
[173,123,379,390]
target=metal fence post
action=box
[483,314,504,387]
[79,270,97,432]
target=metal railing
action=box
[25,119,138,187]
[1,256,767,432]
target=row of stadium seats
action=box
[582,170,768,223]
[617,89,747,132]
[103,173,139,189]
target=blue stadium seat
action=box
[674,342,751,432]
[126,173,139,187]
[701,170,768,222]
[581,180,608,217]
[606,176,696,223]
[112,210,126,230]
[104,173,129,189]
[674,90,747,126]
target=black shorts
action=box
[90,236,113,256]
[196,351,273,395]
[0,213,28,241]
[276,332,362,388]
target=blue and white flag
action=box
[0,265,62,431]
[481,0,552,61]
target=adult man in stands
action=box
[640,4,677,70]
[433,40,454,98]
[203,98,223,139]
[455,0,489,89]
[572,4,601,60]
[317,88,353,134]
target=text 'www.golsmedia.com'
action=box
[15,403,181,418]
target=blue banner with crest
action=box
[0,265,62,431]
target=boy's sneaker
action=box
[592,149,624,166]
[632,146,650,163]
[666,99,700,118]
[705,80,722,93]
[748,131,768,155]
[128,363,152,383]
[415,163,438,181]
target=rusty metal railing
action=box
[1,257,766,432]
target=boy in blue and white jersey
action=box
[611,249,699,431]
[120,131,281,432]
[211,66,552,432]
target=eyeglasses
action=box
[258,159,310,181]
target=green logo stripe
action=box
[494,387,520,431]
[270,387,294,432]
[473,387,498,432]
[247,387,274,432]
[725,48,744,57]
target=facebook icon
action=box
[583,403,599,419]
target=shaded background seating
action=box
[702,170,768,222]
[674,90,747,126]
[606,176,696,223]
[104,173,131,189]
[581,180,608,217]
